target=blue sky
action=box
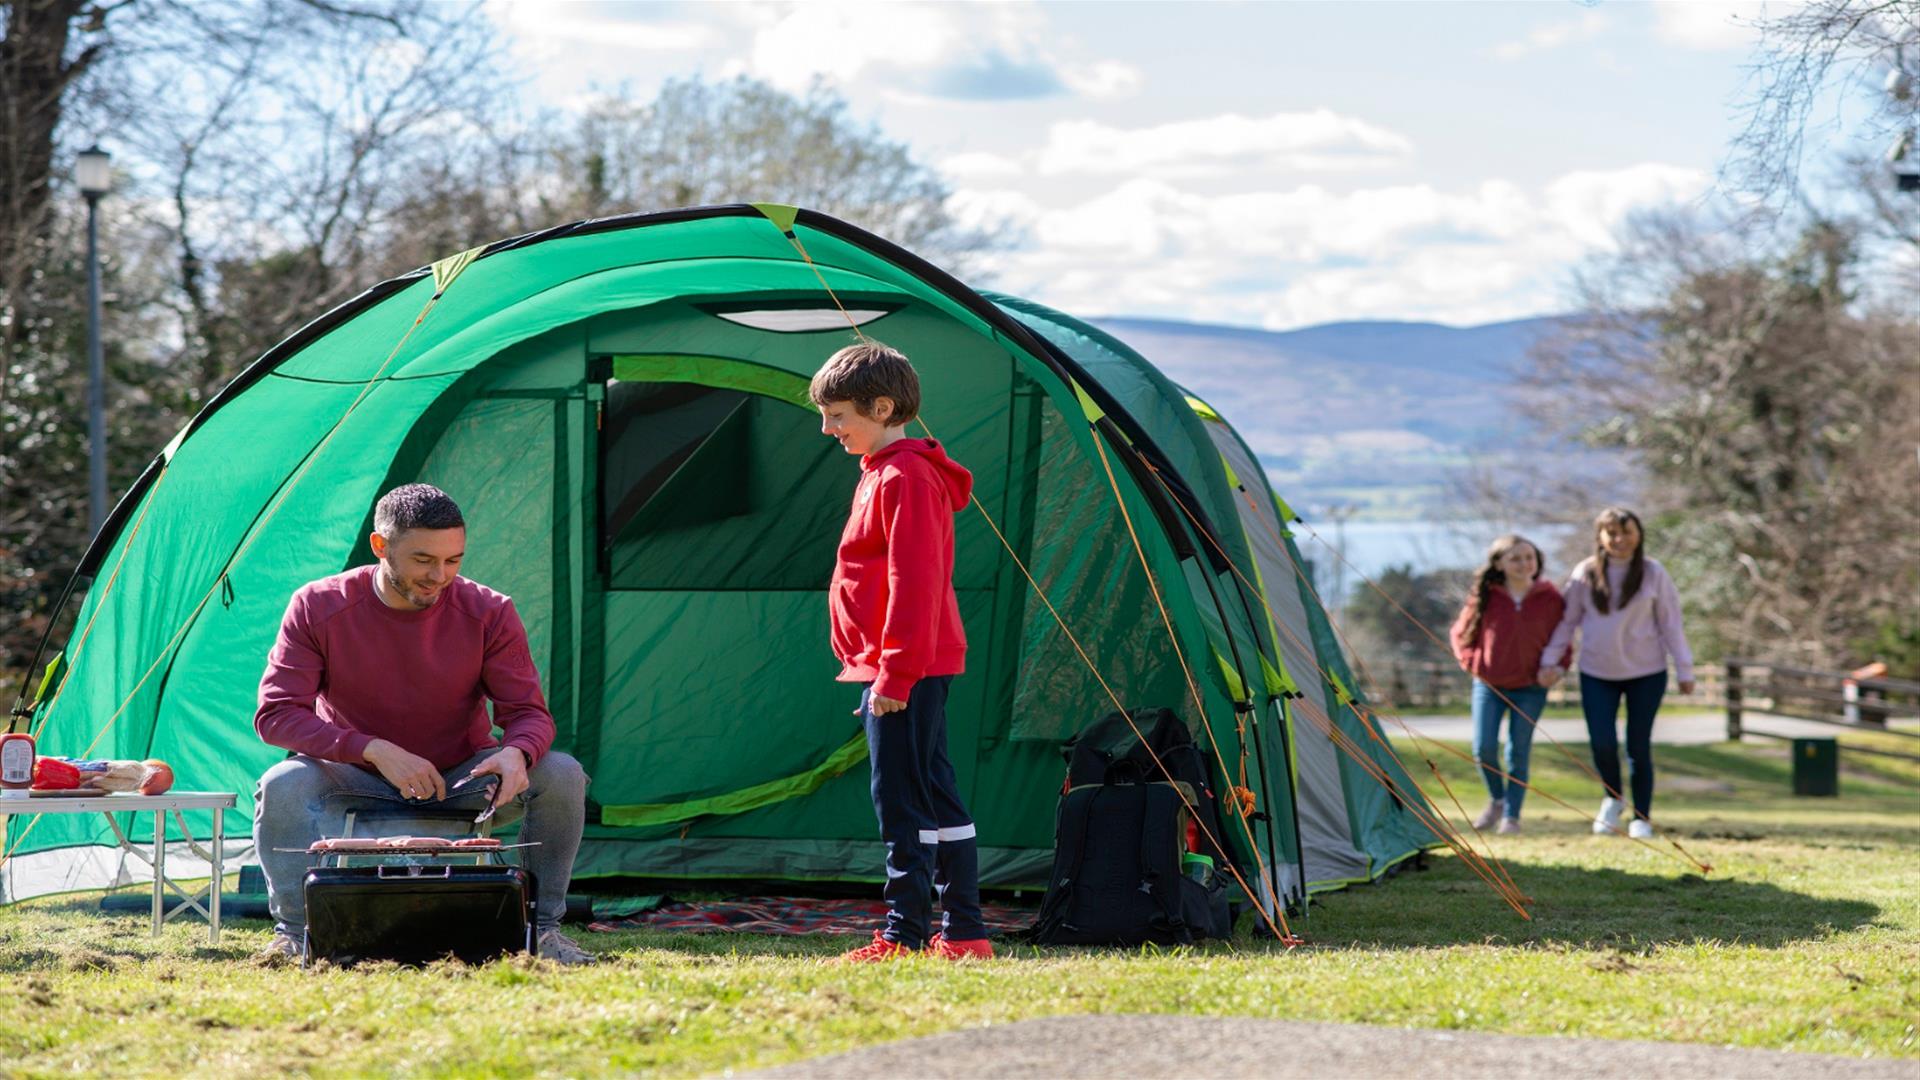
[487,1,1827,330]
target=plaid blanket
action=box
[588,895,1032,937]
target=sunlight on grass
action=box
[2,739,1916,1076]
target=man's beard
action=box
[382,563,439,609]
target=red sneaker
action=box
[928,933,994,960]
[836,930,915,963]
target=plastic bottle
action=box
[0,730,34,797]
[1181,851,1215,888]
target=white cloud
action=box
[1061,60,1144,99]
[940,151,1026,179]
[946,188,1044,236]
[739,1,1135,103]
[1490,10,1609,60]
[1543,163,1712,246]
[1037,110,1415,178]
[747,2,959,90]
[1652,2,1769,51]
[486,0,716,56]
[962,163,1714,328]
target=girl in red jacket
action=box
[1450,534,1567,834]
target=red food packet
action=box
[32,757,83,790]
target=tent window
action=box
[599,378,855,591]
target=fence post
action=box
[1725,659,1743,741]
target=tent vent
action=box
[711,308,892,332]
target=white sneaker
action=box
[1471,800,1502,830]
[1593,797,1625,836]
[1628,818,1654,840]
[537,928,596,966]
[1496,817,1521,835]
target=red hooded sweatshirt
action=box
[830,437,972,702]
[1450,577,1571,690]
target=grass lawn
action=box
[2,736,1917,1077]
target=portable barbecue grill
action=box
[287,839,541,966]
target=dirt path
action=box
[754,1015,1919,1079]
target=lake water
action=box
[1287,519,1579,605]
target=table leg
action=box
[210,808,224,944]
[151,809,166,936]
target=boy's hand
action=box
[870,694,907,716]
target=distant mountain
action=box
[1086,315,1576,520]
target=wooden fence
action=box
[1360,657,1920,765]
[1359,660,1723,711]
[1722,658,1920,744]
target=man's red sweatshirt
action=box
[830,437,972,702]
[1449,578,1570,690]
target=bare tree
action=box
[1732,0,1920,202]
[0,0,514,688]
[1515,207,1920,669]
[546,77,996,275]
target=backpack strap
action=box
[1138,785,1187,935]
[1032,784,1105,934]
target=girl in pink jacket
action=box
[1540,507,1695,839]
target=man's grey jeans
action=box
[253,748,588,936]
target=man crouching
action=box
[252,483,592,965]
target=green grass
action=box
[2,738,1917,1077]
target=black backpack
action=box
[1029,709,1234,946]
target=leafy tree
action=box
[1341,563,1461,666]
[1522,211,1920,672]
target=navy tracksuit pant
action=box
[862,676,986,948]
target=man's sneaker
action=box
[929,933,994,961]
[1496,816,1522,835]
[837,929,916,963]
[537,928,596,966]
[1627,818,1655,840]
[1471,800,1502,830]
[258,930,302,965]
[1593,796,1625,836]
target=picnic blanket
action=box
[588,895,1033,937]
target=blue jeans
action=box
[1471,681,1547,819]
[253,748,588,936]
[1580,671,1666,819]
[862,676,984,947]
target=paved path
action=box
[1395,709,1843,746]
[756,1015,1920,1079]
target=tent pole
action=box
[1188,549,1286,924]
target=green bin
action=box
[1792,737,1838,797]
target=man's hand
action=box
[363,739,446,801]
[467,746,530,806]
[1679,679,1697,695]
[1537,666,1563,689]
[869,694,907,716]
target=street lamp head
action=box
[76,145,112,198]
[1887,66,1914,102]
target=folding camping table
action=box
[0,791,238,941]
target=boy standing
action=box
[811,342,991,961]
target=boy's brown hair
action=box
[809,341,920,426]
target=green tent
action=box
[6,205,1436,911]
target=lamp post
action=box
[76,145,111,538]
